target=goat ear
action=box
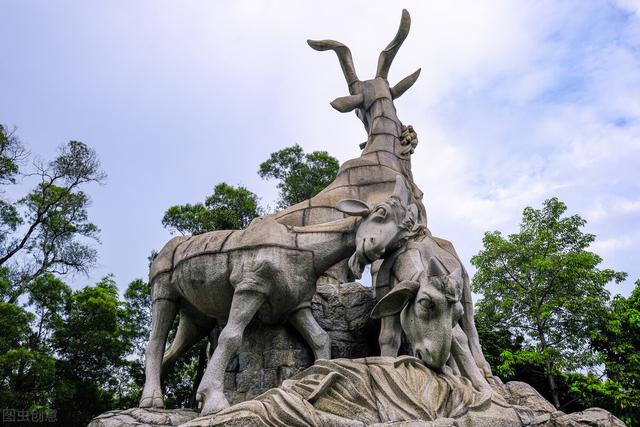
[390,68,421,99]
[371,280,419,319]
[427,257,447,277]
[336,199,371,217]
[331,94,364,113]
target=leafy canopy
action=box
[471,198,626,407]
[162,182,262,235]
[472,197,626,369]
[571,279,640,424]
[0,127,105,302]
[258,144,339,209]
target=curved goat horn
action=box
[308,39,359,89]
[376,9,411,79]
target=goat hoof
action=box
[198,390,230,415]
[139,390,164,408]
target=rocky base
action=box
[87,408,198,427]
[218,281,381,404]
[88,283,625,427]
[184,356,626,427]
[90,380,625,427]
[497,382,624,426]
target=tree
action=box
[471,197,626,408]
[52,275,136,425]
[258,144,339,209]
[123,279,151,359]
[0,126,134,425]
[0,269,59,411]
[0,126,105,302]
[568,279,640,425]
[474,302,524,374]
[0,124,28,185]
[0,274,150,426]
[162,182,261,235]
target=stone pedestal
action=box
[89,282,626,427]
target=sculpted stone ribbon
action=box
[199,356,518,427]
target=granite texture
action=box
[219,281,379,405]
[141,177,422,414]
[177,358,624,427]
[87,408,198,427]
[89,368,626,427]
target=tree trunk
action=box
[537,323,560,408]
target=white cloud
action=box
[2,0,639,294]
[591,234,639,254]
[613,0,640,15]
[587,198,640,222]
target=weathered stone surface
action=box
[189,356,523,427]
[89,376,626,427]
[540,408,625,427]
[373,234,494,392]
[137,7,445,417]
[217,280,380,406]
[87,408,198,427]
[141,177,421,414]
[265,9,426,286]
[313,281,380,357]
[108,7,627,427]
[497,381,557,416]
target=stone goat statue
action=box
[371,235,495,390]
[139,176,423,415]
[267,9,425,284]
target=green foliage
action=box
[258,144,339,209]
[0,128,105,301]
[0,127,134,425]
[593,279,640,387]
[52,275,137,425]
[123,279,151,357]
[0,269,60,411]
[471,197,626,407]
[0,124,27,184]
[53,276,130,385]
[0,293,42,408]
[162,182,261,235]
[496,349,546,378]
[474,303,524,372]
[575,279,640,424]
[119,278,151,404]
[0,273,147,426]
[567,372,635,426]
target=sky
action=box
[1,0,639,297]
